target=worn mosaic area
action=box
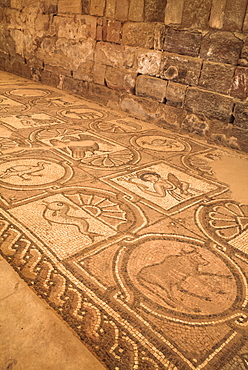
[0,71,248,370]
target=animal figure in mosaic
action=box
[50,136,100,159]
[137,245,231,312]
[42,201,102,242]
[125,171,195,201]
[0,161,47,180]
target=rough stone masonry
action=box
[0,0,247,151]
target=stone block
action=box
[120,95,159,121]
[90,0,105,16]
[105,67,136,92]
[239,40,248,66]
[160,52,202,86]
[144,0,166,22]
[35,13,49,32]
[40,69,60,87]
[163,28,202,57]
[106,20,121,44]
[231,67,248,100]
[62,16,95,41]
[0,0,10,6]
[165,81,187,107]
[136,49,162,76]
[82,0,90,14]
[88,83,122,105]
[185,87,234,122]
[122,22,156,49]
[223,0,247,31]
[199,61,235,95]
[136,75,167,102]
[58,0,82,14]
[41,0,58,14]
[154,23,166,50]
[7,58,32,79]
[92,63,106,85]
[105,0,116,18]
[164,0,184,25]
[10,0,24,9]
[243,8,248,31]
[234,102,248,129]
[209,0,226,29]
[95,42,136,69]
[181,0,212,29]
[96,25,103,41]
[73,61,94,82]
[200,31,243,65]
[181,113,209,136]
[62,76,88,96]
[129,0,144,21]
[115,0,129,20]
[53,37,95,70]
[157,105,187,129]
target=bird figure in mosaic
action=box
[0,161,47,180]
[42,201,102,242]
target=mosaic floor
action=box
[0,70,248,370]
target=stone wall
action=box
[0,0,247,151]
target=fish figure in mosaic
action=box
[42,201,102,242]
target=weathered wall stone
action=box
[106,20,121,44]
[199,61,235,95]
[164,0,184,25]
[40,69,60,87]
[122,22,155,48]
[115,0,129,21]
[105,0,116,18]
[92,62,106,85]
[165,81,187,107]
[105,67,136,92]
[90,0,105,16]
[200,32,243,65]
[181,0,212,29]
[120,95,159,121]
[185,88,234,121]
[231,67,248,99]
[129,0,144,22]
[1,0,248,152]
[74,61,94,82]
[240,40,248,66]
[234,102,248,129]
[243,8,248,31]
[88,83,122,105]
[163,29,202,57]
[136,49,162,76]
[136,75,167,102]
[223,0,247,31]
[58,0,82,14]
[144,0,166,22]
[160,52,202,86]
[95,42,135,70]
[157,105,187,128]
[209,0,227,29]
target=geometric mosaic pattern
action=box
[0,71,247,370]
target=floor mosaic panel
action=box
[0,71,248,370]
